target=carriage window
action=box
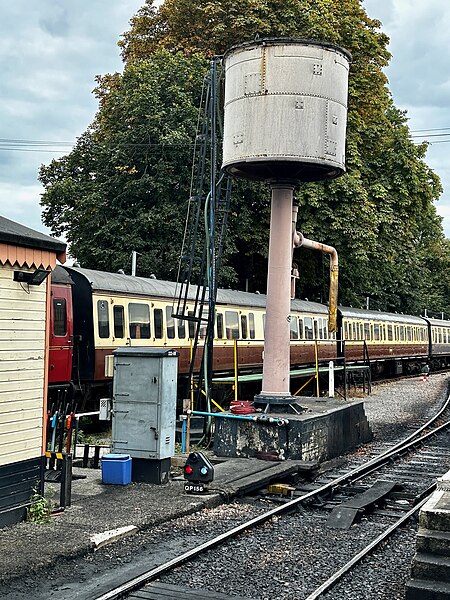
[304,316,314,340]
[129,303,150,339]
[263,314,266,335]
[113,305,125,338]
[166,306,175,339]
[407,326,412,341]
[154,308,163,339]
[188,311,195,339]
[298,318,304,340]
[249,313,255,339]
[314,320,319,339]
[290,316,299,340]
[178,318,186,339]
[344,322,349,340]
[53,298,67,336]
[225,311,239,339]
[199,311,209,339]
[216,313,224,338]
[318,318,324,340]
[420,328,424,342]
[387,324,393,341]
[364,323,370,340]
[323,321,329,339]
[373,324,380,341]
[241,315,248,339]
[97,300,110,339]
[399,326,405,342]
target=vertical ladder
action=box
[172,58,232,412]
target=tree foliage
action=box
[41,51,207,277]
[40,0,449,316]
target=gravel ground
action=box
[363,374,449,439]
[154,507,415,599]
[154,373,450,600]
[1,372,449,600]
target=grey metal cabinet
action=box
[111,347,179,460]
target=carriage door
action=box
[49,284,73,384]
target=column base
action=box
[254,393,298,413]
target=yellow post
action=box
[315,340,320,398]
[234,339,238,402]
[190,339,194,410]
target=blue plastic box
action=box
[101,454,132,485]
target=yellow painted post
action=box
[234,339,238,402]
[315,340,320,397]
[190,339,194,410]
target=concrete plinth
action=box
[214,397,372,461]
[406,471,450,599]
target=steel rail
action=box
[303,485,436,600]
[95,391,450,600]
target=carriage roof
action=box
[65,267,328,315]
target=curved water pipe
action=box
[292,205,339,333]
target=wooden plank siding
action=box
[0,264,47,467]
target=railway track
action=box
[94,387,450,600]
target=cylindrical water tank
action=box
[222,38,351,183]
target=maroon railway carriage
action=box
[49,266,333,407]
[337,306,430,375]
[48,266,450,408]
[48,266,74,403]
[426,317,450,370]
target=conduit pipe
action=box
[292,205,339,333]
[187,409,289,426]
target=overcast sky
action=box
[0,0,143,235]
[1,0,449,240]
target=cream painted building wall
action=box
[0,264,47,466]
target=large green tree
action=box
[40,51,207,277]
[40,0,449,316]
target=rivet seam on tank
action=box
[261,46,267,93]
[313,63,323,76]
[326,140,337,156]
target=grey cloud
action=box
[39,5,70,37]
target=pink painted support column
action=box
[257,183,294,404]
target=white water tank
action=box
[222,38,351,183]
